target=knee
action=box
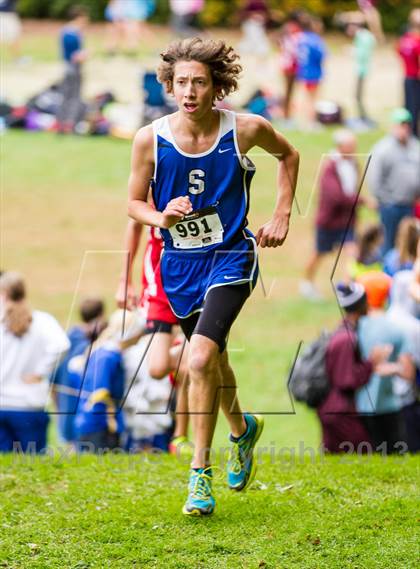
[148,361,169,380]
[188,349,218,378]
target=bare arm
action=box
[127,126,192,229]
[115,219,143,308]
[237,114,299,247]
[376,353,416,381]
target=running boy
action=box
[127,37,299,516]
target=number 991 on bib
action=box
[169,205,224,249]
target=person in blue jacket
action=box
[297,14,326,128]
[74,310,144,453]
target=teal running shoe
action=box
[182,467,215,516]
[227,414,264,491]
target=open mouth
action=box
[184,103,198,112]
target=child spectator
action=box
[0,272,69,453]
[348,223,383,279]
[397,8,420,137]
[383,217,419,276]
[52,297,105,446]
[56,5,89,134]
[296,14,326,129]
[317,281,391,453]
[356,271,416,453]
[74,309,144,453]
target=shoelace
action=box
[229,443,244,475]
[229,433,255,475]
[191,468,213,499]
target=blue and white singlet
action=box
[151,109,259,318]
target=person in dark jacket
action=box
[317,282,392,453]
[300,130,373,300]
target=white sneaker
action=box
[299,280,324,301]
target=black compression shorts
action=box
[144,319,175,335]
[178,283,251,352]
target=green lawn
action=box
[0,454,419,568]
[2,128,419,567]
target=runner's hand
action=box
[115,278,137,309]
[256,215,290,247]
[161,196,193,229]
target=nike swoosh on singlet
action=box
[218,148,231,154]
[224,276,240,280]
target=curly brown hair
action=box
[157,37,242,101]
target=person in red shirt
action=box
[115,217,190,452]
[397,8,420,137]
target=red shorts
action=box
[139,227,177,325]
[303,80,320,92]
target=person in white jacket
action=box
[0,272,69,453]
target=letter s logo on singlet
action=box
[188,169,205,195]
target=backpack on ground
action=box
[288,331,331,408]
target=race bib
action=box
[169,205,224,249]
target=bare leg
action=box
[283,73,295,119]
[172,373,190,438]
[306,86,318,125]
[147,332,173,379]
[304,250,323,282]
[188,334,222,468]
[219,351,247,438]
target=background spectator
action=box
[296,14,326,129]
[368,108,420,254]
[301,129,363,300]
[0,0,22,61]
[276,11,302,124]
[397,8,420,137]
[169,0,204,37]
[348,223,383,279]
[383,217,419,276]
[238,0,270,58]
[56,5,89,134]
[317,282,390,454]
[0,272,69,453]
[357,0,384,43]
[356,271,415,453]
[123,335,174,452]
[388,270,420,452]
[52,297,106,446]
[74,309,144,453]
[346,20,376,127]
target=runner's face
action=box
[172,61,217,117]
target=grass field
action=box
[1,124,419,567]
[0,453,419,568]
